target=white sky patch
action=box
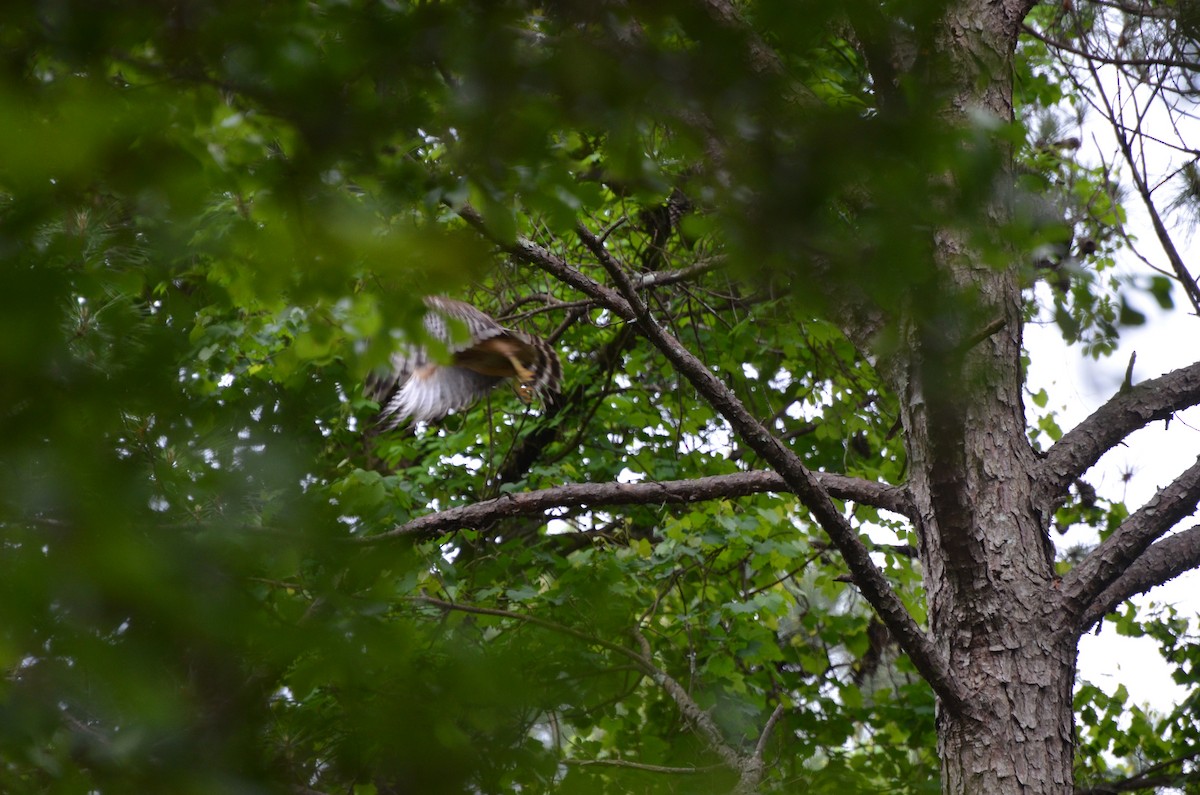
[440,453,483,473]
[617,468,645,484]
[680,418,735,458]
[769,368,793,391]
[545,518,572,535]
[784,379,836,422]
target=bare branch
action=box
[638,257,726,288]
[1098,80,1200,315]
[1048,5,1200,314]
[1077,773,1200,795]
[412,598,763,778]
[628,629,805,795]
[753,702,787,762]
[1076,524,1200,632]
[562,759,723,774]
[1037,360,1200,509]
[631,629,744,771]
[358,470,915,543]
[499,260,725,323]
[1086,0,1183,20]
[1057,456,1200,630]
[1022,23,1200,71]
[458,205,636,317]
[576,222,647,317]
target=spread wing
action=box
[371,357,503,427]
[365,296,559,429]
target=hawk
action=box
[365,296,562,429]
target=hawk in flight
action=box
[366,296,562,429]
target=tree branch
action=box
[410,595,655,674]
[563,758,723,774]
[1077,773,1200,795]
[1036,360,1200,511]
[457,205,629,310]
[638,257,726,288]
[1075,524,1200,633]
[492,322,636,490]
[499,259,726,322]
[753,702,787,761]
[357,470,916,543]
[1084,23,1200,316]
[1022,23,1200,72]
[1075,745,1200,794]
[1057,456,1200,631]
[631,629,744,771]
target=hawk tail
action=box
[526,334,563,405]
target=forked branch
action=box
[1057,456,1200,631]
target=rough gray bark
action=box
[841,4,1076,793]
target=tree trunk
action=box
[885,6,1079,793]
[894,257,1078,793]
[936,636,1077,793]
